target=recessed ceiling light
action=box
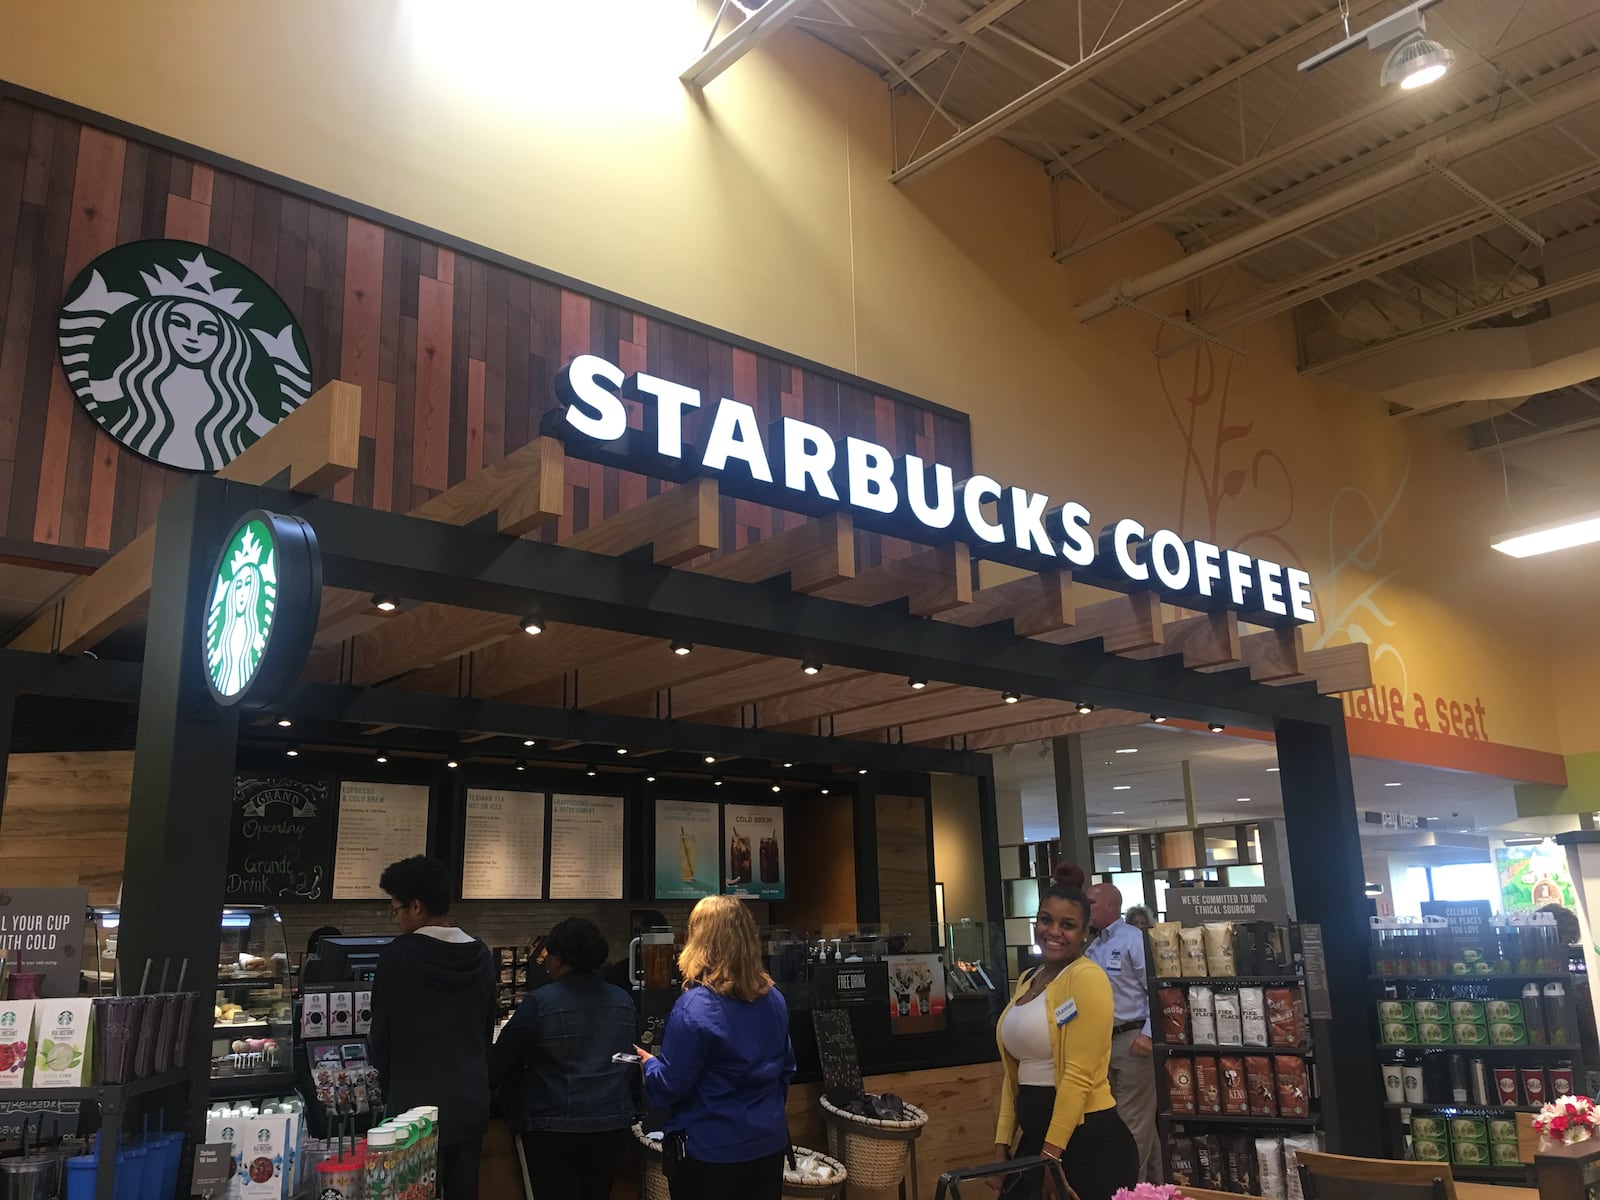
[285,745,300,757]
[523,738,537,748]
[1385,781,1403,787]
[783,762,794,769]
[858,768,868,775]
[520,614,544,636]
[371,593,399,612]
[1076,701,1094,715]
[670,640,693,656]
[376,751,389,764]
[1002,691,1021,704]
[909,677,928,690]
[713,776,724,787]
[802,660,822,676]
[645,773,656,783]
[514,759,526,771]
[585,764,598,777]
[1150,715,1168,723]
[447,759,459,769]
[1236,796,1251,802]
[820,787,830,795]
[771,783,781,793]
[1116,748,1138,754]
[276,717,292,728]
[1208,722,1226,733]
[616,747,628,755]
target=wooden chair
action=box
[1296,1150,1458,1200]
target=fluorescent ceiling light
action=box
[1385,781,1403,787]
[1266,767,1280,773]
[1236,796,1251,802]
[1116,747,1138,754]
[1491,513,1600,558]
[1113,785,1132,791]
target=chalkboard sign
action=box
[1299,923,1333,1020]
[812,1009,865,1106]
[225,777,337,902]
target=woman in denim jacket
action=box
[490,918,637,1200]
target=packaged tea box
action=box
[1383,1021,1418,1044]
[1450,1001,1485,1023]
[1484,1000,1523,1023]
[1487,1119,1519,1145]
[1453,1022,1487,1045]
[1378,1000,1414,1023]
[1410,1116,1447,1141]
[1412,1000,1448,1023]
[27,999,93,1088]
[1411,1138,1449,1163]
[1450,1117,1488,1144]
[1489,1022,1528,1046]
[1491,1142,1522,1166]
[0,999,35,1089]
[1452,1140,1490,1167]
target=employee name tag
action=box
[1107,949,1124,971]
[1054,998,1078,1027]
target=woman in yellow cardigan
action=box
[991,865,1139,1200]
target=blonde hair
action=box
[677,895,772,1002]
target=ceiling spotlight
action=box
[585,764,598,777]
[372,593,399,613]
[909,677,928,690]
[1151,715,1168,724]
[771,783,781,793]
[376,750,389,764]
[713,776,725,787]
[285,744,300,757]
[1002,691,1021,704]
[1382,31,1455,89]
[783,761,794,769]
[802,660,822,676]
[447,758,459,769]
[820,787,830,795]
[1208,722,1226,733]
[857,767,868,775]
[520,613,545,636]
[514,759,526,771]
[1298,0,1454,92]
[704,754,717,765]
[276,717,292,728]
[523,738,537,748]
[671,640,693,656]
[1076,701,1094,715]
[616,747,629,756]
[645,773,656,783]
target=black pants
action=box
[667,1150,785,1200]
[521,1129,629,1200]
[440,1136,484,1200]
[1009,1087,1138,1200]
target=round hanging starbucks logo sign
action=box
[57,240,312,472]
[204,510,321,708]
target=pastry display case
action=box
[211,904,297,1099]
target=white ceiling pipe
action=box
[1073,72,1600,324]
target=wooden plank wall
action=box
[0,96,972,571]
[0,750,133,902]
[877,793,935,947]
[772,790,857,933]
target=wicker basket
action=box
[820,1097,929,1191]
[632,1124,672,1200]
[783,1145,848,1198]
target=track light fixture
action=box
[704,754,717,765]
[771,783,781,793]
[371,593,399,613]
[713,775,724,787]
[585,764,598,777]
[285,744,300,757]
[1076,701,1094,715]
[520,612,545,636]
[671,640,693,656]
[801,660,822,676]
[857,767,868,775]
[615,747,629,756]
[908,677,928,690]
[645,773,656,783]
[1151,715,1168,724]
[782,761,794,769]
[1208,722,1226,733]
[1002,691,1021,704]
[523,738,537,748]
[376,751,389,764]
[515,759,526,771]
[820,787,830,795]
[1298,0,1453,91]
[447,758,459,769]
[276,717,292,728]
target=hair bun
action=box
[1053,862,1086,889]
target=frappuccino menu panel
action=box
[723,804,785,900]
[461,788,547,900]
[549,794,625,899]
[332,781,431,899]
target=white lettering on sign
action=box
[550,356,1318,625]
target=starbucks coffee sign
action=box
[204,510,321,708]
[57,240,312,471]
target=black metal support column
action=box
[976,761,1004,929]
[1052,734,1091,874]
[1274,714,1380,1157]
[0,688,14,829]
[118,479,242,1138]
[853,780,880,926]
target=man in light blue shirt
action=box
[1085,882,1160,1183]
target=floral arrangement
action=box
[1533,1095,1599,1147]
[1111,1185,1183,1200]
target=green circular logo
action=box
[203,510,321,708]
[57,240,312,472]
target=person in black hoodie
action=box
[369,856,497,1200]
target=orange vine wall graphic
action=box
[1154,334,1494,746]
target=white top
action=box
[1002,996,1055,1086]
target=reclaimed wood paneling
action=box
[0,95,971,571]
[877,792,936,948]
[0,750,134,904]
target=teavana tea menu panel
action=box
[461,788,547,901]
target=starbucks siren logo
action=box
[57,239,312,471]
[206,518,278,701]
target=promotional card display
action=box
[654,800,720,900]
[461,788,547,900]
[307,1041,383,1117]
[0,1000,35,1089]
[549,794,624,899]
[885,953,947,1035]
[332,782,430,899]
[723,804,785,899]
[0,888,87,999]
[26,1000,94,1088]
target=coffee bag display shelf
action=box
[209,1070,297,1101]
[1371,975,1574,984]
[1155,1043,1313,1056]
[1168,975,1304,986]
[1378,1043,1581,1053]
[1383,1102,1542,1113]
[1169,1114,1321,1128]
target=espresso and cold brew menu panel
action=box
[724,804,786,900]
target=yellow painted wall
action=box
[2,0,1592,758]
[931,774,986,925]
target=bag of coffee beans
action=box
[1167,1136,1197,1187]
[1182,926,1209,976]
[1267,987,1307,1048]
[1215,989,1244,1046]
[1282,1133,1323,1200]
[1204,922,1238,976]
[1227,1134,1261,1194]
[1195,1134,1224,1189]
[1160,986,1190,1044]
[1276,1055,1311,1117]
[1167,1054,1196,1115]
[1195,1054,1222,1114]
[1241,986,1270,1047]
[1150,922,1183,977]
[1246,1055,1278,1116]
[1190,985,1218,1045]
[1256,1137,1286,1200]
[1221,1055,1249,1115]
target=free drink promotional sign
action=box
[655,800,719,900]
[886,953,947,1035]
[723,804,785,900]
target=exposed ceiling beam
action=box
[896,0,1034,81]
[682,0,811,89]
[890,0,1226,185]
[1076,72,1600,323]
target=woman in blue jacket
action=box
[638,895,796,1200]
[490,917,637,1200]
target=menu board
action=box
[549,794,624,899]
[225,776,337,903]
[332,781,431,899]
[462,788,547,900]
[654,799,720,900]
[723,803,786,899]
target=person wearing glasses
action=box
[490,918,637,1200]
[369,856,497,1200]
